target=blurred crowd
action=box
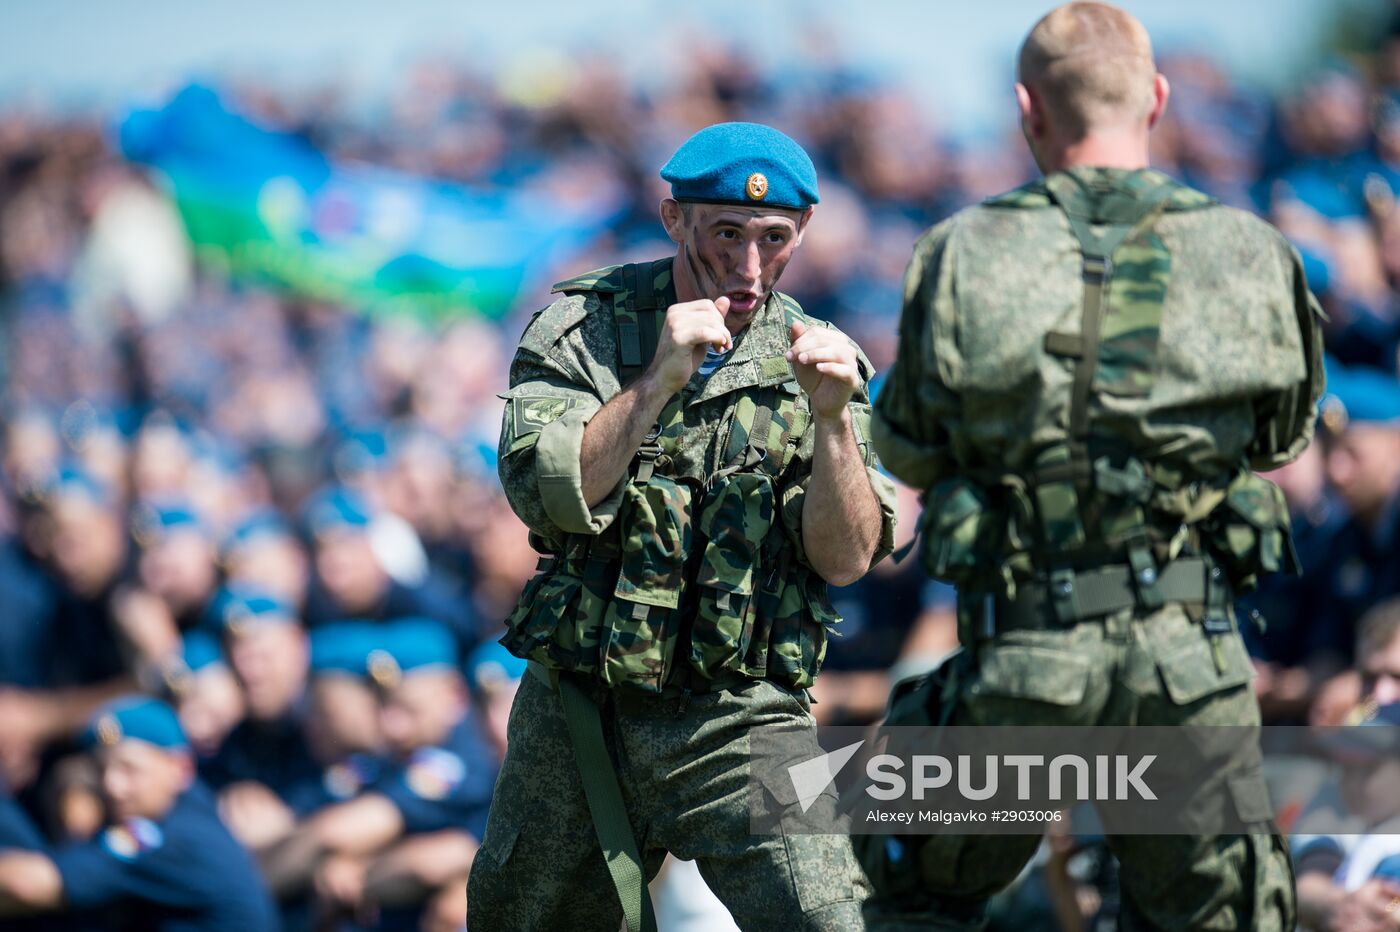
[2,4,1400,930]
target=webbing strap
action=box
[533,662,657,932]
[618,264,643,374]
[990,556,1210,635]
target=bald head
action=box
[1018,2,1158,139]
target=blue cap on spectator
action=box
[222,508,295,557]
[83,696,188,751]
[464,641,527,694]
[1321,359,1400,432]
[309,622,379,677]
[182,630,226,672]
[333,428,392,479]
[205,583,297,634]
[302,486,375,538]
[37,463,114,509]
[661,122,819,210]
[131,498,206,546]
[366,618,457,689]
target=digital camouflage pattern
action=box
[498,256,897,694]
[875,168,1325,595]
[864,167,1318,928]
[875,167,1323,493]
[467,670,868,930]
[856,604,1295,931]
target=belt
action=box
[989,556,1213,636]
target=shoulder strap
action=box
[615,261,667,386]
[1043,174,1177,456]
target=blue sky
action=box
[0,0,1355,136]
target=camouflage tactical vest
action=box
[503,259,840,695]
[918,171,1299,612]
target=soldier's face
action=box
[99,741,191,822]
[662,200,812,333]
[380,671,465,757]
[1326,425,1400,519]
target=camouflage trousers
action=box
[467,670,868,931]
[859,603,1296,931]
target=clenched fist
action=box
[645,296,733,394]
[786,320,859,420]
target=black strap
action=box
[990,556,1211,635]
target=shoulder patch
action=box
[551,265,626,294]
[404,747,466,801]
[102,818,163,861]
[510,395,583,435]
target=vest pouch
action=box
[501,571,586,669]
[603,474,695,692]
[690,472,774,680]
[1206,472,1298,592]
[918,477,1000,586]
[763,570,834,691]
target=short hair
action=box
[1018,2,1157,138]
[1358,597,1400,665]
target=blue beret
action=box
[1321,358,1400,430]
[84,696,188,751]
[661,122,819,211]
[181,630,226,673]
[309,621,380,677]
[223,508,295,556]
[333,428,392,479]
[302,486,375,537]
[204,583,297,633]
[366,618,457,688]
[464,641,526,694]
[131,499,205,545]
[38,463,115,509]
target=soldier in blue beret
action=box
[300,484,478,663]
[295,622,384,813]
[1305,362,1400,715]
[261,618,495,930]
[172,630,245,758]
[221,508,309,612]
[0,696,277,930]
[481,119,894,931]
[198,583,322,860]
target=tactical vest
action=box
[503,259,840,695]
[916,172,1299,638]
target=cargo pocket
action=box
[1207,472,1298,591]
[1155,629,1253,705]
[918,478,1001,586]
[690,473,774,680]
[965,643,1093,725]
[603,475,694,691]
[501,572,585,670]
[753,749,858,915]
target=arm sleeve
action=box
[497,300,625,543]
[1247,240,1327,471]
[50,828,202,911]
[871,222,960,491]
[374,746,495,839]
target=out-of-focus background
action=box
[3,1,1400,928]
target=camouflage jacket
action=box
[872,167,1325,593]
[498,257,897,693]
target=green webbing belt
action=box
[529,662,657,932]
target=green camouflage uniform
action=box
[864,167,1324,930]
[469,256,897,931]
